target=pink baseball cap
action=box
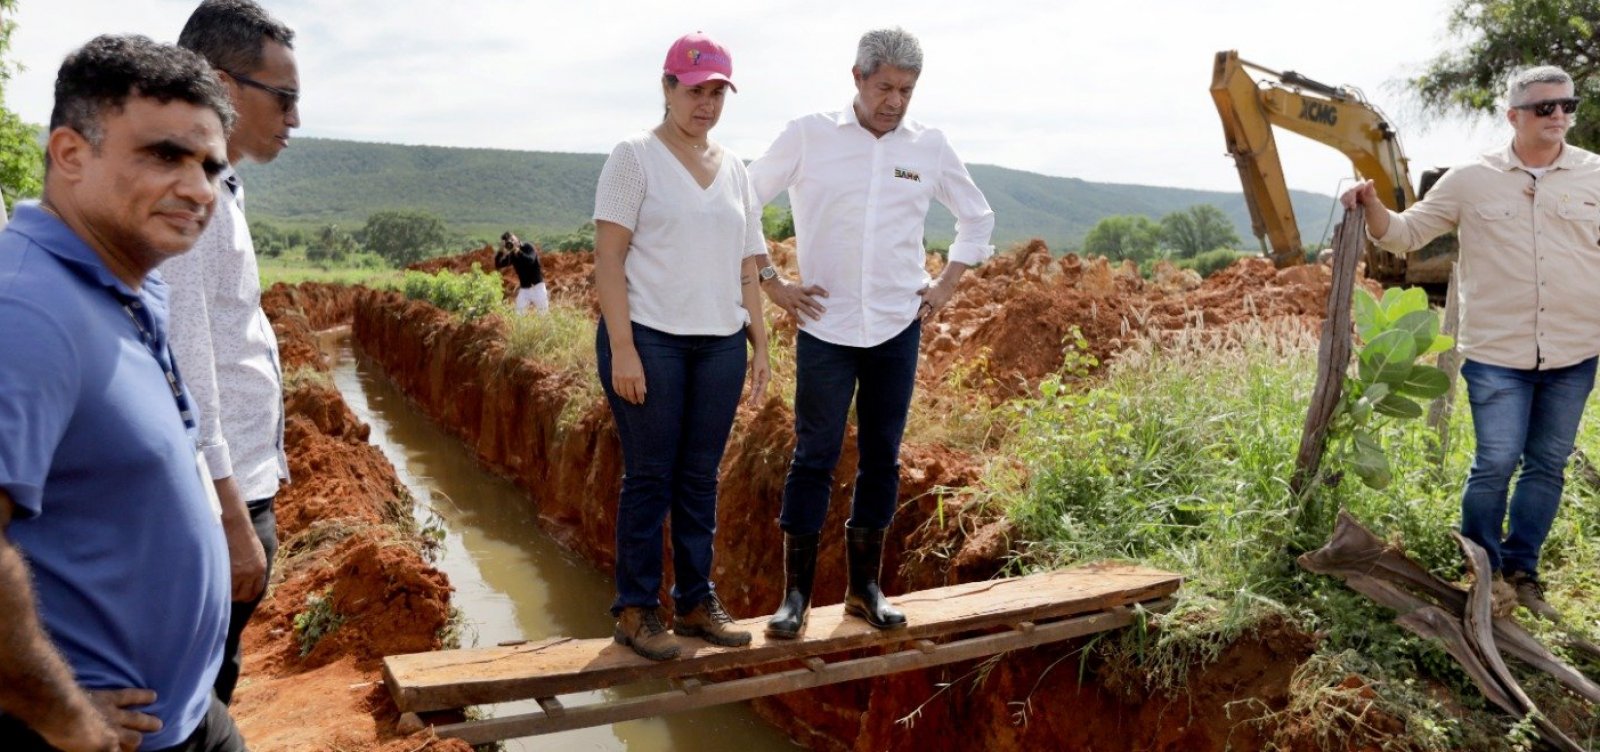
[663,32,736,91]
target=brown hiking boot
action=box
[614,607,680,661]
[1506,571,1562,622]
[674,593,752,647]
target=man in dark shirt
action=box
[496,231,547,314]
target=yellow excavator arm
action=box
[1210,50,1418,280]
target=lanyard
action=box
[119,299,198,432]
[36,199,197,432]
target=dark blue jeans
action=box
[597,319,746,616]
[1460,356,1597,576]
[215,495,276,705]
[780,321,921,535]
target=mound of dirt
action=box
[236,282,467,752]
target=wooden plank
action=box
[433,600,1168,743]
[1291,208,1362,494]
[384,564,1180,712]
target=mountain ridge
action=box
[238,136,1339,251]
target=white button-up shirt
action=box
[749,104,995,347]
[161,167,289,501]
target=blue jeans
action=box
[597,319,746,615]
[780,321,921,535]
[1460,356,1597,576]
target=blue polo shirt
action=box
[0,203,228,749]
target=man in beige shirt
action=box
[1342,65,1600,620]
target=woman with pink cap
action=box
[591,31,770,661]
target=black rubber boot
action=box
[843,526,906,630]
[765,532,820,640]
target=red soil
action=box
[348,238,1357,750]
[231,282,468,752]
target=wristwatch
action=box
[757,265,779,283]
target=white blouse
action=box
[593,132,766,337]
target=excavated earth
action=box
[318,242,1380,750]
[228,283,470,752]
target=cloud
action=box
[13,0,1502,193]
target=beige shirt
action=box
[1375,142,1600,370]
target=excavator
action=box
[1210,50,1455,286]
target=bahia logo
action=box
[686,47,730,68]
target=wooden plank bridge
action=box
[383,563,1182,743]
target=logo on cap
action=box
[685,47,729,68]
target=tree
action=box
[1082,215,1162,262]
[362,209,449,267]
[1160,204,1240,258]
[307,223,357,264]
[0,1,44,207]
[1411,0,1600,149]
[547,221,595,253]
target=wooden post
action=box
[1291,210,1364,494]
[1425,263,1460,450]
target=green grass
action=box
[985,318,1600,750]
[258,248,399,288]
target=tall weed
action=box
[990,317,1600,749]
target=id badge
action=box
[195,451,223,519]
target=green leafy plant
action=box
[292,588,345,657]
[1334,287,1455,489]
[400,264,502,320]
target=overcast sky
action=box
[11,0,1511,195]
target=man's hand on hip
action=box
[762,277,828,322]
[88,689,161,752]
[917,261,971,320]
[35,687,157,752]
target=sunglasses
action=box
[225,70,299,114]
[1513,97,1579,117]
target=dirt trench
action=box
[228,283,469,752]
[345,240,1359,750]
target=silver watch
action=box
[757,265,779,283]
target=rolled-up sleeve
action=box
[934,137,995,267]
[1373,171,1463,255]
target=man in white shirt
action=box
[166,0,299,705]
[748,27,995,638]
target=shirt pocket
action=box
[1474,203,1518,222]
[1556,202,1600,221]
[1555,201,1600,248]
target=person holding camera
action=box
[495,231,547,315]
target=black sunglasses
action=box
[225,70,298,113]
[1514,97,1579,117]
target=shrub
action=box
[1178,248,1252,277]
[400,264,502,320]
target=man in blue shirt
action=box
[0,35,239,751]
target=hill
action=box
[239,137,1339,250]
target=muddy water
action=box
[321,332,795,751]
